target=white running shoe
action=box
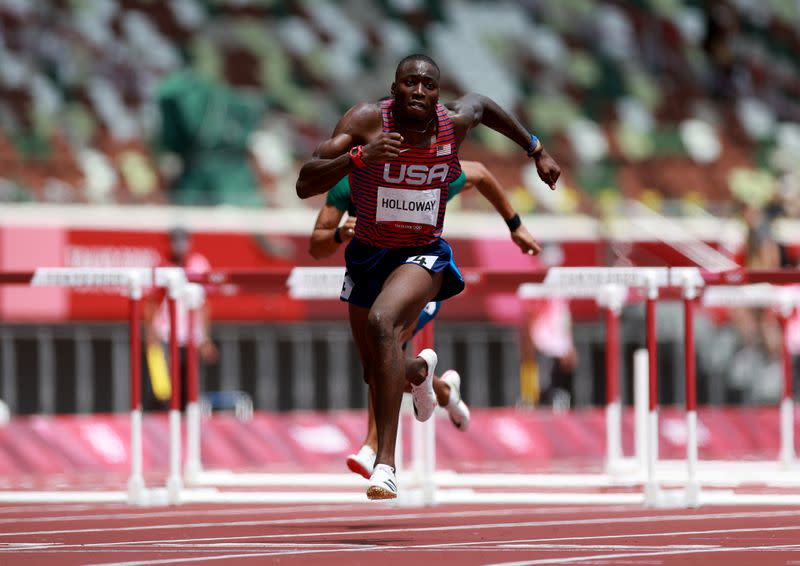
[441,369,470,431]
[346,445,376,479]
[367,463,398,500]
[411,349,437,422]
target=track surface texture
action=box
[1,502,800,565]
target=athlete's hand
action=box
[533,148,561,191]
[511,224,542,256]
[362,132,404,163]
[339,216,356,242]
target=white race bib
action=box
[376,187,441,226]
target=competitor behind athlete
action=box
[310,160,540,478]
[296,54,560,499]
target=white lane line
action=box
[76,508,800,547]
[496,544,717,550]
[66,525,800,552]
[0,503,371,525]
[86,547,387,566]
[0,506,631,538]
[0,504,611,526]
[0,503,101,514]
[6,508,800,553]
[8,524,800,562]
[86,542,800,566]
[486,543,800,565]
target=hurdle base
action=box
[684,481,701,508]
[184,459,203,484]
[126,474,146,506]
[645,486,688,508]
[166,475,183,505]
[605,456,640,476]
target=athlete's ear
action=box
[390,82,396,96]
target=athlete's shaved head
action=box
[395,54,440,81]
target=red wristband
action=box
[349,145,366,168]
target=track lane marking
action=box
[3,509,800,554]
[81,542,800,566]
[0,505,636,538]
[0,503,374,525]
[487,543,800,565]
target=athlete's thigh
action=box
[371,263,443,332]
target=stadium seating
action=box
[0,0,796,214]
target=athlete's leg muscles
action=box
[367,264,443,469]
[349,304,377,450]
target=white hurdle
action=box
[701,283,800,468]
[27,268,158,505]
[517,282,630,472]
[632,270,800,507]
[18,264,793,508]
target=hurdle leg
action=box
[184,286,203,482]
[166,279,183,504]
[126,274,146,505]
[633,348,649,471]
[409,321,437,505]
[780,306,795,467]
[644,280,661,505]
[683,278,700,507]
[600,286,624,473]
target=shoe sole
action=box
[413,349,437,422]
[449,403,470,431]
[366,486,397,500]
[346,457,372,480]
[443,372,468,431]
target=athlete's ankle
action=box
[406,357,428,385]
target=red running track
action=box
[1,502,800,565]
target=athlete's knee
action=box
[367,308,401,347]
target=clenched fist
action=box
[362,132,404,163]
[533,148,561,190]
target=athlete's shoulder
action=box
[340,102,383,133]
[444,94,483,126]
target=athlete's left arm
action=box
[309,204,353,259]
[460,161,541,256]
[448,94,561,189]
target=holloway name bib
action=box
[376,186,441,226]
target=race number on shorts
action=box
[406,255,438,269]
[340,272,354,300]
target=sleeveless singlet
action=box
[349,99,462,248]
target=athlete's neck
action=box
[392,110,436,144]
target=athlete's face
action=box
[392,61,439,122]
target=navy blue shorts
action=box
[340,238,465,310]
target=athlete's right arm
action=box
[296,103,402,199]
